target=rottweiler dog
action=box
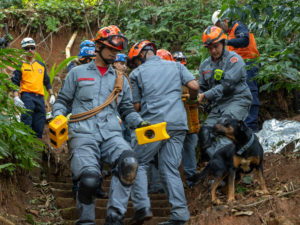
[189,118,269,204]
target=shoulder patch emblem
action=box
[202,70,211,75]
[38,69,42,74]
[230,57,238,63]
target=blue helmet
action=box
[115,53,127,62]
[78,46,96,59]
[80,40,95,48]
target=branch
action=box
[240,188,300,208]
[65,31,78,59]
[0,215,15,225]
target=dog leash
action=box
[236,133,255,156]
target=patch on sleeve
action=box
[78,78,95,81]
[230,57,238,63]
[202,70,211,75]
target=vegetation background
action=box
[0,0,299,175]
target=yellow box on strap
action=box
[135,122,170,145]
[49,115,68,148]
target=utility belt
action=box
[182,87,200,134]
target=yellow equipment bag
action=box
[135,122,170,145]
[49,115,68,148]
[182,86,200,134]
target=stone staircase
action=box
[49,176,171,224]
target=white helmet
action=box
[212,10,221,25]
[21,37,35,48]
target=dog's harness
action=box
[236,133,255,156]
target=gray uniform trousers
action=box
[182,133,198,186]
[205,101,250,158]
[149,132,198,190]
[148,159,164,193]
[69,134,133,224]
[131,130,190,222]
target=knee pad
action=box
[116,150,138,186]
[78,171,100,204]
[199,126,213,150]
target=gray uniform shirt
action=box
[52,61,143,140]
[130,56,195,131]
[198,50,252,111]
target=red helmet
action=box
[157,49,174,61]
[202,26,227,47]
[93,25,128,51]
[127,40,157,68]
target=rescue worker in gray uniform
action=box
[198,26,252,159]
[173,51,198,188]
[52,25,148,225]
[127,40,200,225]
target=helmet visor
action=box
[175,57,187,65]
[108,35,128,50]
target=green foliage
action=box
[1,0,298,93]
[220,0,300,92]
[43,55,77,100]
[235,183,249,194]
[0,0,23,9]
[0,48,43,175]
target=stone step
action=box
[51,188,167,200]
[56,197,170,209]
[60,207,170,220]
[49,179,112,187]
[51,182,111,192]
[63,217,170,225]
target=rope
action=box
[68,70,123,123]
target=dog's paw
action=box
[227,197,235,204]
[254,190,268,196]
[212,198,222,205]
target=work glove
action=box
[186,94,200,105]
[66,113,72,120]
[46,111,53,121]
[137,121,153,138]
[137,121,151,128]
[4,33,13,42]
[49,94,56,105]
[13,96,25,108]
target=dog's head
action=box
[213,117,249,144]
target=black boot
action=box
[157,220,186,225]
[128,207,153,225]
[104,213,124,225]
[95,186,107,199]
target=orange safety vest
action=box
[227,22,260,59]
[20,61,46,96]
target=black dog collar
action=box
[236,133,255,156]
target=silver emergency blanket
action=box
[256,119,300,153]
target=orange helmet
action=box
[157,49,174,61]
[202,26,227,47]
[93,25,128,51]
[127,40,157,68]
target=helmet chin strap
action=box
[96,45,115,65]
[139,49,152,64]
[212,41,226,62]
[218,41,226,61]
[220,21,227,32]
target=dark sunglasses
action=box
[23,46,36,51]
